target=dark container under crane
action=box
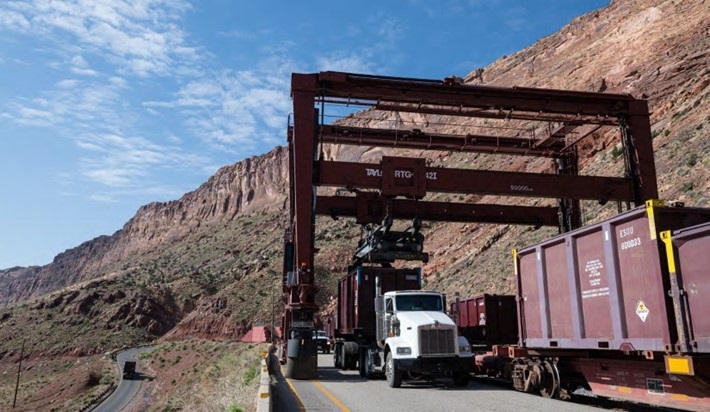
[451,294,518,347]
[332,266,422,369]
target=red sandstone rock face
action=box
[101,145,288,262]
[0,146,288,307]
[161,297,249,341]
[1,0,708,318]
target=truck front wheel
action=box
[385,352,402,388]
[453,371,469,387]
[359,348,367,377]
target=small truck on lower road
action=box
[122,361,136,380]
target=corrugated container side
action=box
[460,298,470,327]
[452,294,518,346]
[516,204,710,352]
[486,294,518,344]
[466,299,478,328]
[336,266,421,340]
[518,250,544,340]
[669,222,710,353]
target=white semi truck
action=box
[330,266,471,387]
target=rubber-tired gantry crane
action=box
[281,71,656,379]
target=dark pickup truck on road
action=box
[122,361,136,380]
[313,330,331,354]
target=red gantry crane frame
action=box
[281,71,657,379]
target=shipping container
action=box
[515,202,710,352]
[662,221,710,353]
[451,294,518,346]
[324,314,336,341]
[336,266,421,340]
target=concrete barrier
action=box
[255,347,272,412]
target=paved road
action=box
[272,353,605,412]
[93,347,153,412]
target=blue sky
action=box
[0,0,608,268]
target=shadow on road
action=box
[315,364,372,383]
[316,361,484,391]
[268,348,304,412]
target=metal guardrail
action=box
[80,383,116,412]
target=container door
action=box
[674,223,710,352]
[612,216,671,348]
[544,242,573,339]
[519,250,543,341]
[576,229,613,339]
[459,300,468,328]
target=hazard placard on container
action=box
[636,300,649,322]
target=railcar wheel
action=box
[539,360,560,398]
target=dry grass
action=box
[0,354,115,412]
[136,340,266,412]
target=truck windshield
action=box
[395,295,442,312]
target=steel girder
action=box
[283,71,658,378]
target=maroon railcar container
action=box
[451,294,518,346]
[515,202,710,352]
[336,266,421,340]
[663,221,710,354]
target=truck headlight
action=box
[458,344,471,353]
[396,347,412,355]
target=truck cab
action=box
[372,289,471,387]
[331,266,470,388]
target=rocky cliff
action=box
[0,146,288,307]
[0,0,707,339]
[3,2,706,409]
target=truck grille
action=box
[419,328,455,355]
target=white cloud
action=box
[71,66,98,76]
[7,78,127,131]
[5,72,212,194]
[88,193,119,203]
[9,104,58,127]
[0,0,197,77]
[144,67,292,149]
[83,167,141,187]
[0,9,30,31]
[73,132,212,187]
[56,79,80,89]
[1,0,289,204]
[69,54,98,76]
[316,52,375,74]
[86,183,196,203]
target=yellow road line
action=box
[313,381,351,412]
[280,365,350,412]
[281,366,306,411]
